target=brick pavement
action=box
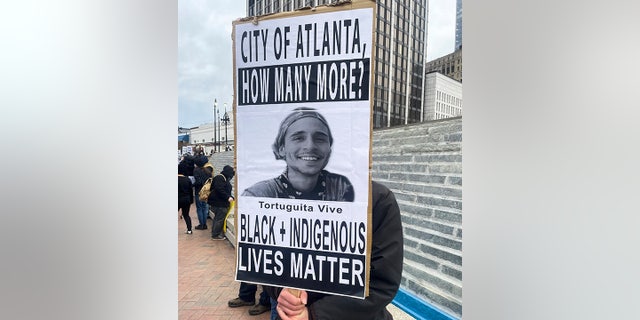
[179,204,270,320]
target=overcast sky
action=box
[178,0,457,128]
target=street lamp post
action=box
[213,99,217,154]
[217,109,221,152]
[222,108,230,151]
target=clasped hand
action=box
[276,288,309,320]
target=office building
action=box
[177,112,236,155]
[424,48,462,83]
[422,72,462,121]
[455,0,462,50]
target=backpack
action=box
[198,177,213,201]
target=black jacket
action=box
[180,156,195,177]
[193,154,208,167]
[178,175,193,207]
[265,181,404,320]
[207,173,233,208]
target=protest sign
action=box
[232,0,375,299]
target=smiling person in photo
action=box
[243,107,354,202]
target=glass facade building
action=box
[455,0,462,50]
[246,0,428,128]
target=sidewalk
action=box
[178,203,270,320]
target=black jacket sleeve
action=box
[306,181,403,320]
[189,179,194,204]
[178,176,194,205]
[212,175,231,199]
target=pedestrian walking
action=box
[193,154,213,230]
[178,162,194,234]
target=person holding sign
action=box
[177,162,194,234]
[266,181,403,320]
[242,107,354,201]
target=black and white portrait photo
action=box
[242,106,355,201]
[236,102,370,204]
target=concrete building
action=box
[423,72,462,121]
[245,0,429,129]
[424,48,462,83]
[178,127,191,152]
[177,112,235,155]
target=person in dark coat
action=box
[267,181,403,320]
[207,165,235,240]
[193,155,213,230]
[178,162,194,234]
[180,154,196,184]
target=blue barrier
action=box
[391,288,458,320]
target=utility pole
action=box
[213,99,217,153]
[222,107,230,150]
[217,109,221,152]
